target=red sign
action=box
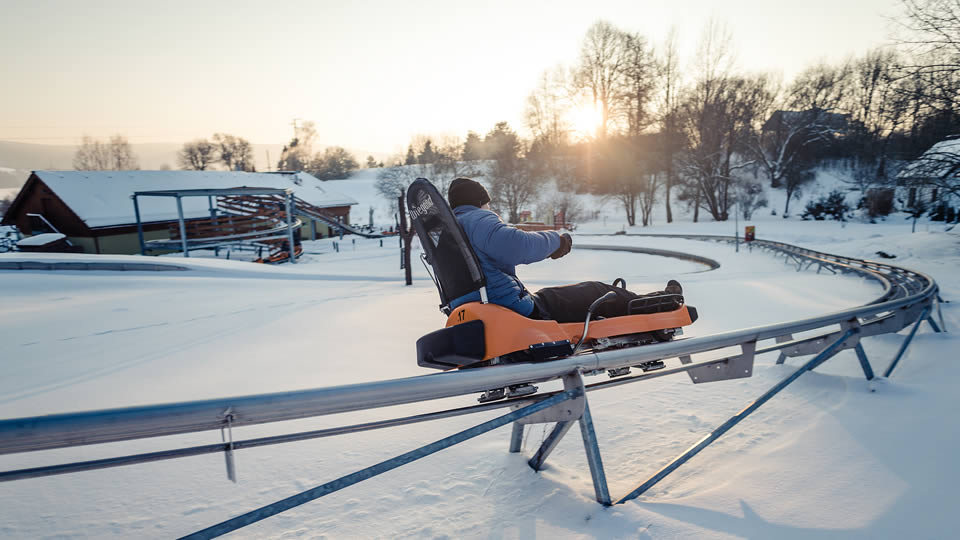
[745,226,755,242]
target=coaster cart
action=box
[406,178,700,402]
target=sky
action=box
[0,0,904,157]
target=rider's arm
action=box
[470,210,561,266]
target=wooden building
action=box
[897,136,960,217]
[1,170,357,254]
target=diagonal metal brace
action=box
[883,305,931,378]
[616,328,856,504]
[525,372,588,468]
[182,389,580,539]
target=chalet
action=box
[0,170,357,255]
[897,136,960,215]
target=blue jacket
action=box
[449,205,561,316]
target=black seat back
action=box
[406,178,485,312]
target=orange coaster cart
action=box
[406,178,698,375]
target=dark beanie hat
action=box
[448,177,491,209]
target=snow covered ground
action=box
[0,176,957,539]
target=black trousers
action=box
[530,281,666,323]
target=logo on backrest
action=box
[409,196,435,220]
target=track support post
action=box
[854,344,874,381]
[883,305,931,378]
[578,399,611,505]
[515,371,610,505]
[508,423,524,453]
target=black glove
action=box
[550,233,572,259]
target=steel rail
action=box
[0,352,747,481]
[0,236,939,458]
[143,217,304,248]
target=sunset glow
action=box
[570,104,604,140]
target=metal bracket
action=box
[511,372,585,425]
[687,341,755,383]
[221,407,237,483]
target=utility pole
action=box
[735,200,740,253]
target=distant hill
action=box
[0,140,390,193]
[0,140,286,172]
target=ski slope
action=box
[0,215,957,538]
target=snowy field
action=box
[0,176,958,539]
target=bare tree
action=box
[897,0,960,76]
[432,136,478,195]
[677,72,767,222]
[637,170,661,227]
[109,136,139,170]
[178,139,218,170]
[789,61,851,112]
[573,20,627,139]
[213,133,255,172]
[675,21,741,222]
[525,66,572,147]
[73,136,111,170]
[73,135,139,170]
[375,165,421,201]
[748,70,847,216]
[620,32,658,137]
[277,121,317,171]
[485,122,540,223]
[657,28,684,223]
[587,136,654,226]
[894,0,960,148]
[844,49,912,166]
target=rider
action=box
[446,177,681,323]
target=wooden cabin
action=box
[0,170,357,254]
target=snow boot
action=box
[665,279,682,295]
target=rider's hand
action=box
[550,233,572,259]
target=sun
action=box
[570,104,603,139]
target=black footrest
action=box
[628,294,684,315]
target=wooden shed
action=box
[0,170,357,254]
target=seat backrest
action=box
[406,178,485,312]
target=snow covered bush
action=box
[736,180,768,220]
[802,190,852,221]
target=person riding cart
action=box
[445,177,682,323]
[407,177,696,385]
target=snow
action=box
[0,176,958,539]
[30,170,358,229]
[15,232,65,247]
[898,137,960,179]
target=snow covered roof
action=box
[31,170,357,229]
[17,232,65,246]
[898,137,960,180]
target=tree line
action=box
[376,0,959,226]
